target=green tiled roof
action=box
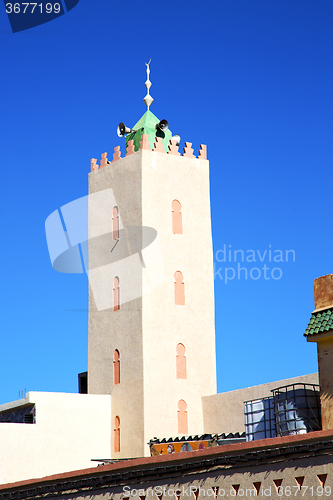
[125,110,172,153]
[304,307,333,337]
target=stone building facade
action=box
[0,430,332,500]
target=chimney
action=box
[314,274,333,310]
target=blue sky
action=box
[1,0,332,404]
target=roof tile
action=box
[304,307,333,337]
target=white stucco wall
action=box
[87,148,216,459]
[0,391,111,485]
[141,150,216,446]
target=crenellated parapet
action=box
[90,142,207,171]
[112,146,121,162]
[126,140,135,156]
[197,144,207,160]
[90,158,98,171]
[90,152,110,170]
[182,142,195,158]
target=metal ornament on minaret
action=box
[143,60,154,109]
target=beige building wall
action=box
[0,391,111,484]
[202,373,319,434]
[88,152,145,459]
[141,150,216,446]
[88,148,216,458]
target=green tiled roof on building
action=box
[125,110,172,153]
[304,307,333,337]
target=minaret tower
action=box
[87,63,216,458]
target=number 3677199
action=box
[5,3,61,13]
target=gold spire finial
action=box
[143,60,154,110]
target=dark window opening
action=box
[78,371,88,394]
[24,413,34,424]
